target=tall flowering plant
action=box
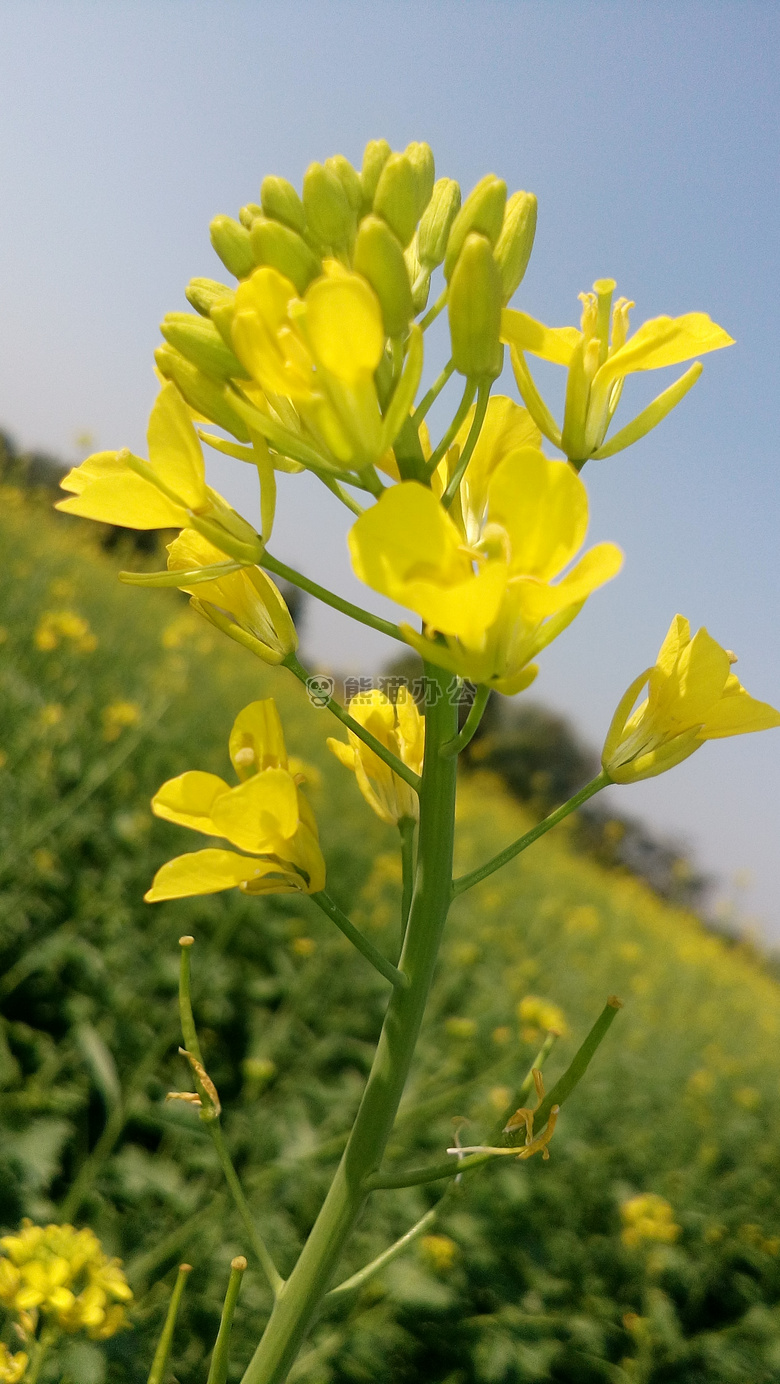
[56,139,779,1383]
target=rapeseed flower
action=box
[0,1221,132,1340]
[146,698,325,900]
[34,610,96,654]
[502,279,733,466]
[603,615,780,783]
[621,1194,680,1248]
[327,688,424,823]
[0,1345,27,1382]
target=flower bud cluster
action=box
[0,1220,132,1341]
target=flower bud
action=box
[418,178,461,270]
[303,161,355,251]
[404,235,430,312]
[443,174,507,281]
[360,138,392,211]
[209,215,256,280]
[239,202,262,229]
[250,216,322,296]
[168,529,298,664]
[404,141,435,218]
[260,175,306,234]
[160,312,248,382]
[325,154,363,215]
[372,152,419,248]
[185,277,234,319]
[494,191,537,302]
[448,233,503,380]
[154,344,251,441]
[354,215,413,337]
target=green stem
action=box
[207,1257,248,1384]
[419,287,447,333]
[440,684,490,758]
[208,1123,285,1298]
[426,378,477,474]
[317,474,365,517]
[441,380,491,508]
[398,817,415,947]
[310,892,407,989]
[240,664,458,1384]
[325,1206,437,1303]
[284,655,421,793]
[261,552,406,645]
[413,359,455,426]
[178,938,202,1061]
[147,1264,192,1384]
[452,771,610,896]
[530,997,623,1133]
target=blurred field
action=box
[2,489,780,1384]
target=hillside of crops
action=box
[3,488,780,1384]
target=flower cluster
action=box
[620,1194,680,1249]
[33,610,96,653]
[0,1221,132,1340]
[0,1344,27,1383]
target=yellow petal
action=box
[487,447,589,580]
[151,771,230,831]
[145,848,279,900]
[233,267,314,400]
[210,768,300,851]
[454,396,541,538]
[500,308,582,365]
[304,272,385,384]
[57,466,188,529]
[699,682,780,739]
[512,541,623,620]
[326,737,357,771]
[655,614,691,678]
[655,626,731,724]
[229,699,288,779]
[595,312,734,386]
[147,383,207,510]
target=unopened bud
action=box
[239,203,262,229]
[404,141,435,219]
[360,138,392,212]
[418,178,461,270]
[209,215,256,280]
[448,233,503,380]
[154,345,251,441]
[443,174,507,281]
[250,217,322,296]
[404,236,430,313]
[354,215,413,337]
[325,154,363,215]
[373,152,419,248]
[160,313,248,382]
[185,278,234,319]
[260,175,305,234]
[303,161,355,251]
[495,191,537,302]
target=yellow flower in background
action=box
[102,701,142,742]
[146,699,325,900]
[621,1194,680,1248]
[166,528,297,664]
[349,449,621,694]
[34,610,97,654]
[517,994,568,1040]
[0,1344,27,1382]
[57,384,261,563]
[502,279,733,466]
[0,1220,132,1340]
[327,688,424,824]
[602,615,780,784]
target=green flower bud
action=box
[448,232,503,380]
[325,155,363,215]
[209,298,236,350]
[360,138,392,212]
[303,161,355,251]
[260,175,306,235]
[404,235,430,313]
[494,190,537,302]
[185,278,234,319]
[443,174,507,281]
[354,215,413,338]
[404,142,435,218]
[418,178,461,270]
[239,203,262,229]
[160,312,248,382]
[373,153,419,248]
[155,345,251,441]
[250,217,322,296]
[209,215,255,280]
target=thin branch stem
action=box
[413,359,455,426]
[316,474,365,517]
[325,1207,437,1303]
[440,685,491,758]
[398,817,415,948]
[208,1123,285,1298]
[419,287,447,333]
[426,378,477,475]
[261,552,406,645]
[442,380,491,509]
[310,892,407,989]
[452,771,610,896]
[147,1264,192,1384]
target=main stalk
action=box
[241,665,458,1384]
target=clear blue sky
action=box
[2,2,779,935]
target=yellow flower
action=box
[603,615,780,784]
[327,688,424,824]
[0,1221,131,1341]
[34,610,96,654]
[621,1194,680,1248]
[349,448,621,693]
[517,994,568,1038]
[502,279,733,466]
[230,263,421,475]
[433,395,541,545]
[146,698,325,900]
[102,701,141,742]
[57,384,261,563]
[0,1344,27,1382]
[166,528,297,664]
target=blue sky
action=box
[2,1,780,935]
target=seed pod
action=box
[260,175,306,234]
[443,174,507,282]
[160,313,248,381]
[250,217,322,296]
[360,138,392,212]
[185,278,234,319]
[418,178,461,270]
[209,215,255,280]
[448,232,503,380]
[155,345,251,441]
[404,141,435,218]
[373,152,419,248]
[325,154,363,215]
[354,215,413,337]
[239,203,262,229]
[494,191,538,302]
[303,161,355,251]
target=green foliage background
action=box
[2,491,780,1383]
